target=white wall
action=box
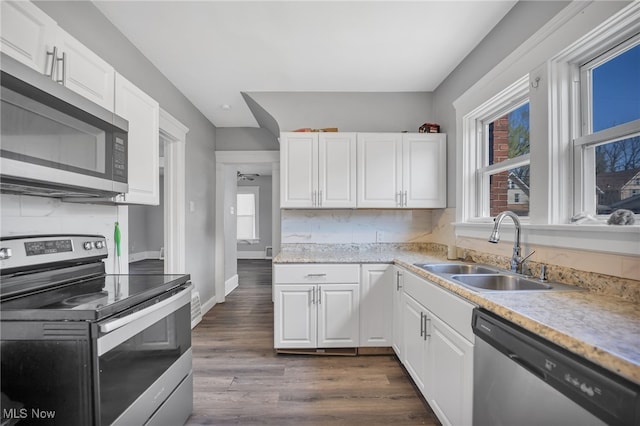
[223,165,238,281]
[1,195,129,274]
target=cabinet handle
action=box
[396,271,403,291]
[403,190,408,207]
[396,191,402,207]
[318,286,322,304]
[312,190,316,207]
[420,312,424,337]
[319,189,322,207]
[45,46,57,79]
[310,288,315,304]
[55,51,66,85]
[306,273,327,277]
[424,316,431,340]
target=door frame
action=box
[215,150,280,303]
[159,108,188,274]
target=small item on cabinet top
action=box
[292,127,339,132]
[419,122,440,133]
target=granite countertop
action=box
[274,245,640,386]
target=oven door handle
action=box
[100,284,192,334]
[97,284,192,357]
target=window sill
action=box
[454,222,640,256]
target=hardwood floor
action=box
[186,259,438,425]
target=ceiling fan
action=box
[237,171,260,181]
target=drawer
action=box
[274,264,360,284]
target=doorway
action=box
[215,151,280,303]
[128,109,188,275]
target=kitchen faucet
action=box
[488,211,534,274]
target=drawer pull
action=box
[306,273,327,277]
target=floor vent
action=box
[191,290,202,328]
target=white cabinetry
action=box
[1,0,57,74]
[392,266,404,356]
[280,132,356,208]
[359,264,393,347]
[0,1,115,111]
[357,133,446,208]
[114,73,160,205]
[400,267,475,426]
[274,264,360,349]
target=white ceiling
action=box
[94,1,516,128]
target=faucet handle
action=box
[539,264,548,282]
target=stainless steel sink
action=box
[451,274,552,291]
[415,263,498,275]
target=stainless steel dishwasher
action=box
[472,309,639,426]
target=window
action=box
[576,37,640,215]
[462,75,530,221]
[237,187,259,241]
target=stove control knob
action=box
[83,241,93,250]
[94,241,105,250]
[0,248,12,260]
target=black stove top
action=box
[0,273,190,321]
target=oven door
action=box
[96,283,193,426]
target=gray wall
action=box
[431,0,571,207]
[223,165,238,282]
[216,127,279,151]
[35,1,218,304]
[246,92,434,133]
[237,176,272,256]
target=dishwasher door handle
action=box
[508,353,547,381]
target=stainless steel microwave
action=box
[0,53,128,198]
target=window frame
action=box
[454,1,640,255]
[236,186,260,242]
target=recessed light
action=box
[220,104,232,110]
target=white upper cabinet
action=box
[358,133,447,208]
[356,133,403,208]
[403,133,447,208]
[55,28,115,112]
[280,132,356,208]
[0,0,57,74]
[0,1,115,112]
[114,73,160,205]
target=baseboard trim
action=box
[225,274,239,296]
[200,296,216,317]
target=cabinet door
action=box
[426,313,474,426]
[114,73,160,205]
[402,293,426,392]
[317,284,359,348]
[357,133,403,208]
[274,284,316,349]
[360,264,393,347]
[280,132,317,208]
[0,1,57,74]
[318,133,356,208]
[56,28,115,112]
[392,267,404,357]
[402,133,447,208]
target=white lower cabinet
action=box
[359,264,393,347]
[398,267,475,426]
[392,266,404,357]
[273,264,360,349]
